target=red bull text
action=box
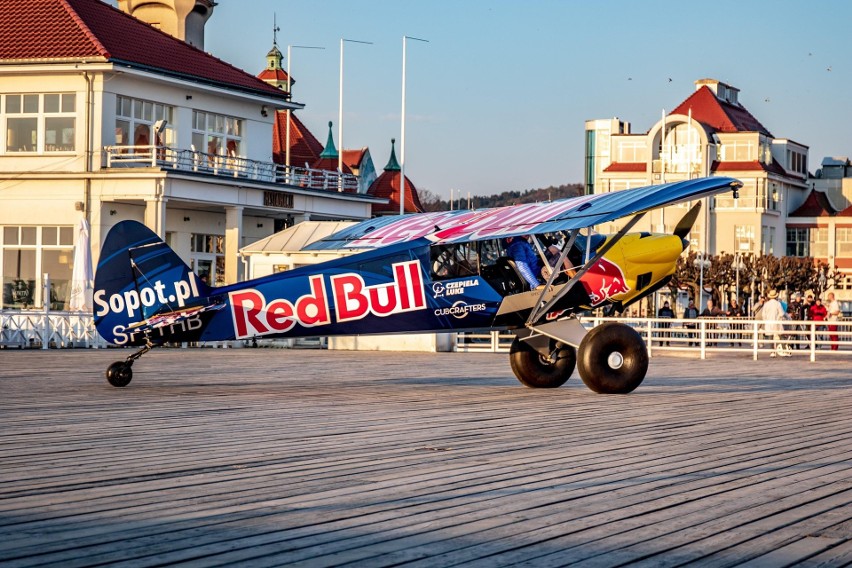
[229,261,426,339]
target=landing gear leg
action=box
[105,341,154,388]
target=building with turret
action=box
[258,39,378,195]
[586,78,809,258]
[367,140,425,216]
[0,0,380,309]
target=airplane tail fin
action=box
[94,220,212,344]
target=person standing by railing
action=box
[764,290,791,357]
[700,298,722,347]
[787,292,805,350]
[826,292,841,351]
[727,298,744,347]
[809,296,827,348]
[657,301,674,346]
[683,299,699,347]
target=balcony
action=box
[103,145,359,193]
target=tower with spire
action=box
[312,121,353,178]
[257,14,291,93]
[367,139,424,215]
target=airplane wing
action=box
[304,176,741,250]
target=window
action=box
[192,110,243,161]
[3,93,76,153]
[115,95,174,148]
[810,228,828,258]
[720,140,754,162]
[837,227,852,257]
[786,228,809,257]
[190,233,224,286]
[430,244,478,280]
[617,140,645,163]
[735,225,755,252]
[787,150,807,175]
[1,225,74,309]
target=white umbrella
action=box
[68,218,93,312]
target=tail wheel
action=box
[577,322,648,394]
[106,361,133,388]
[509,338,576,388]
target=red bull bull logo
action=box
[580,257,630,306]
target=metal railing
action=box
[103,145,360,192]
[1,310,108,349]
[457,317,852,361]
[5,310,849,360]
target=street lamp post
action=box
[400,35,428,215]
[694,253,711,308]
[285,44,325,173]
[338,38,372,186]
[733,252,745,306]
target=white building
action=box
[585,79,809,258]
[0,0,381,310]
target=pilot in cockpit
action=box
[504,235,543,289]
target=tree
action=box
[415,188,444,212]
[673,252,835,307]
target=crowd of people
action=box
[502,236,846,354]
[656,290,844,354]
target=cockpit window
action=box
[430,243,478,280]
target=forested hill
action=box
[420,183,584,212]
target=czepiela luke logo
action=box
[229,260,426,339]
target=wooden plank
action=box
[0,349,850,566]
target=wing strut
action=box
[526,212,645,326]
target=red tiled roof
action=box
[367,171,424,214]
[311,156,353,176]
[0,0,287,99]
[835,203,852,217]
[272,111,323,167]
[711,160,789,176]
[670,86,772,136]
[257,68,291,83]
[603,162,647,172]
[342,148,368,170]
[789,190,838,217]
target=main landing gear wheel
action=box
[577,322,648,394]
[509,337,577,388]
[106,361,133,388]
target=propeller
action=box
[673,202,701,240]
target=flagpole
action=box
[400,35,428,214]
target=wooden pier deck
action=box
[1,348,850,567]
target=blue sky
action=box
[135,1,852,199]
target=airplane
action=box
[93,176,741,393]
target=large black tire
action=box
[577,323,648,394]
[509,338,576,388]
[106,361,133,388]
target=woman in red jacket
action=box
[809,297,828,348]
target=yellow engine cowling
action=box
[580,233,684,307]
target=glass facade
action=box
[1,225,74,309]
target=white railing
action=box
[1,310,108,349]
[456,317,852,361]
[6,310,849,359]
[103,145,360,192]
